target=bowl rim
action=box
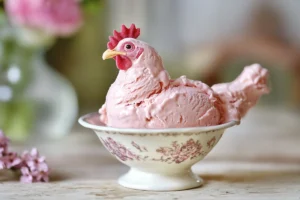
[78,112,239,134]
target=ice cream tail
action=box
[235,63,270,94]
[212,64,270,122]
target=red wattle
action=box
[116,55,132,70]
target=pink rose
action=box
[5,0,82,37]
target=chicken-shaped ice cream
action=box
[100,24,269,128]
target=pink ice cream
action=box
[99,24,269,129]
[212,64,269,123]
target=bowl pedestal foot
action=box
[118,167,203,191]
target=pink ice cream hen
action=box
[99,24,269,128]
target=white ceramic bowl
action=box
[79,113,238,191]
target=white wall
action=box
[107,0,300,60]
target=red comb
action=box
[107,24,140,50]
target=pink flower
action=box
[0,131,49,182]
[0,130,9,151]
[0,152,22,169]
[20,166,49,183]
[20,167,34,183]
[20,148,49,183]
[0,131,21,170]
[5,0,82,36]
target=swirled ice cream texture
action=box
[100,62,269,128]
[99,35,269,128]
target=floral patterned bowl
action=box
[79,113,238,191]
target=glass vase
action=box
[0,27,78,141]
[27,50,78,140]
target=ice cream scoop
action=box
[99,24,269,128]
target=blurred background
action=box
[1,0,300,142]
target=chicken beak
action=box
[102,49,126,60]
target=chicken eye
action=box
[125,44,132,50]
[123,42,135,52]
